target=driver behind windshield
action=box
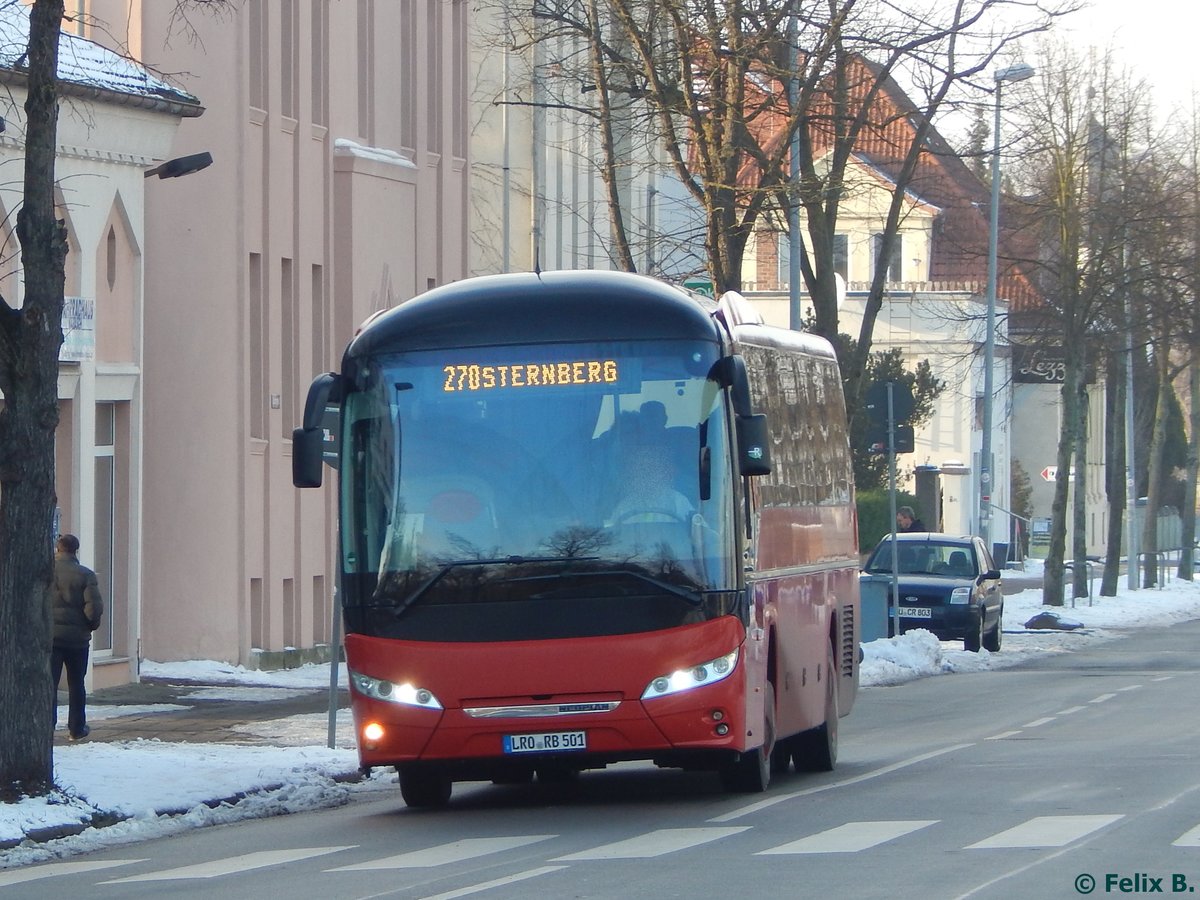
[608,443,694,525]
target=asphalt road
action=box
[8,619,1200,900]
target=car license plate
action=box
[503,731,587,754]
[899,607,932,618]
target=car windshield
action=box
[865,541,978,578]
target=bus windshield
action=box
[339,339,739,641]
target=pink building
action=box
[0,3,201,691]
[78,0,469,677]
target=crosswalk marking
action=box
[1022,717,1056,728]
[1174,824,1200,847]
[553,827,749,860]
[329,836,556,870]
[965,815,1123,849]
[709,743,974,823]
[0,859,145,887]
[758,820,938,854]
[102,846,354,883]
[420,866,568,900]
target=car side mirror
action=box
[979,569,1001,583]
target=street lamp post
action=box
[979,62,1034,548]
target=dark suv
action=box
[861,533,1003,652]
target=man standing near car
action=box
[896,506,927,532]
[51,533,104,741]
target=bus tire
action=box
[399,768,452,808]
[793,647,839,773]
[720,682,775,793]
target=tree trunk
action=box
[1101,352,1126,595]
[1070,374,1089,599]
[0,0,66,799]
[1043,350,1084,607]
[1141,342,1171,588]
[1177,359,1198,580]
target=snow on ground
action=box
[863,560,1200,685]
[4,559,1200,871]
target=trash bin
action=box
[991,542,1009,569]
[859,574,891,643]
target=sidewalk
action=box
[55,673,351,748]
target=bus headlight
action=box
[349,669,443,710]
[641,649,738,699]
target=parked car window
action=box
[865,539,984,577]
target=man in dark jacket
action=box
[52,533,104,741]
[896,506,927,532]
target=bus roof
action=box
[345,270,725,360]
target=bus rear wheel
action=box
[792,646,839,772]
[720,682,775,793]
[399,768,452,808]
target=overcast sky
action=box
[1054,0,1196,120]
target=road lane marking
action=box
[708,743,974,823]
[1057,705,1087,715]
[0,859,145,887]
[1174,824,1200,847]
[103,847,354,882]
[985,731,1023,740]
[553,827,749,860]
[420,866,568,900]
[1117,684,1142,692]
[758,820,938,854]
[1022,717,1056,728]
[1089,693,1117,704]
[965,815,1123,849]
[329,836,556,870]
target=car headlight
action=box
[950,587,971,605]
[349,669,443,709]
[641,649,739,699]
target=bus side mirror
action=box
[737,414,772,476]
[293,427,325,488]
[293,372,341,489]
[711,355,754,417]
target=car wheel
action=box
[983,605,1003,652]
[964,611,983,652]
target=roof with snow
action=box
[0,1,201,115]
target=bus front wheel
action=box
[399,768,452,808]
[720,682,775,793]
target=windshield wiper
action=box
[387,555,599,615]
[578,569,707,607]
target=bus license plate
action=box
[503,731,587,754]
[900,607,932,618]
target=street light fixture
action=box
[979,62,1034,550]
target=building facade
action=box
[0,2,201,688]
[77,0,469,672]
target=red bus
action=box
[293,270,859,807]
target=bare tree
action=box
[502,0,1067,339]
[0,0,66,799]
[1007,44,1195,604]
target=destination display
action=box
[442,359,619,392]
